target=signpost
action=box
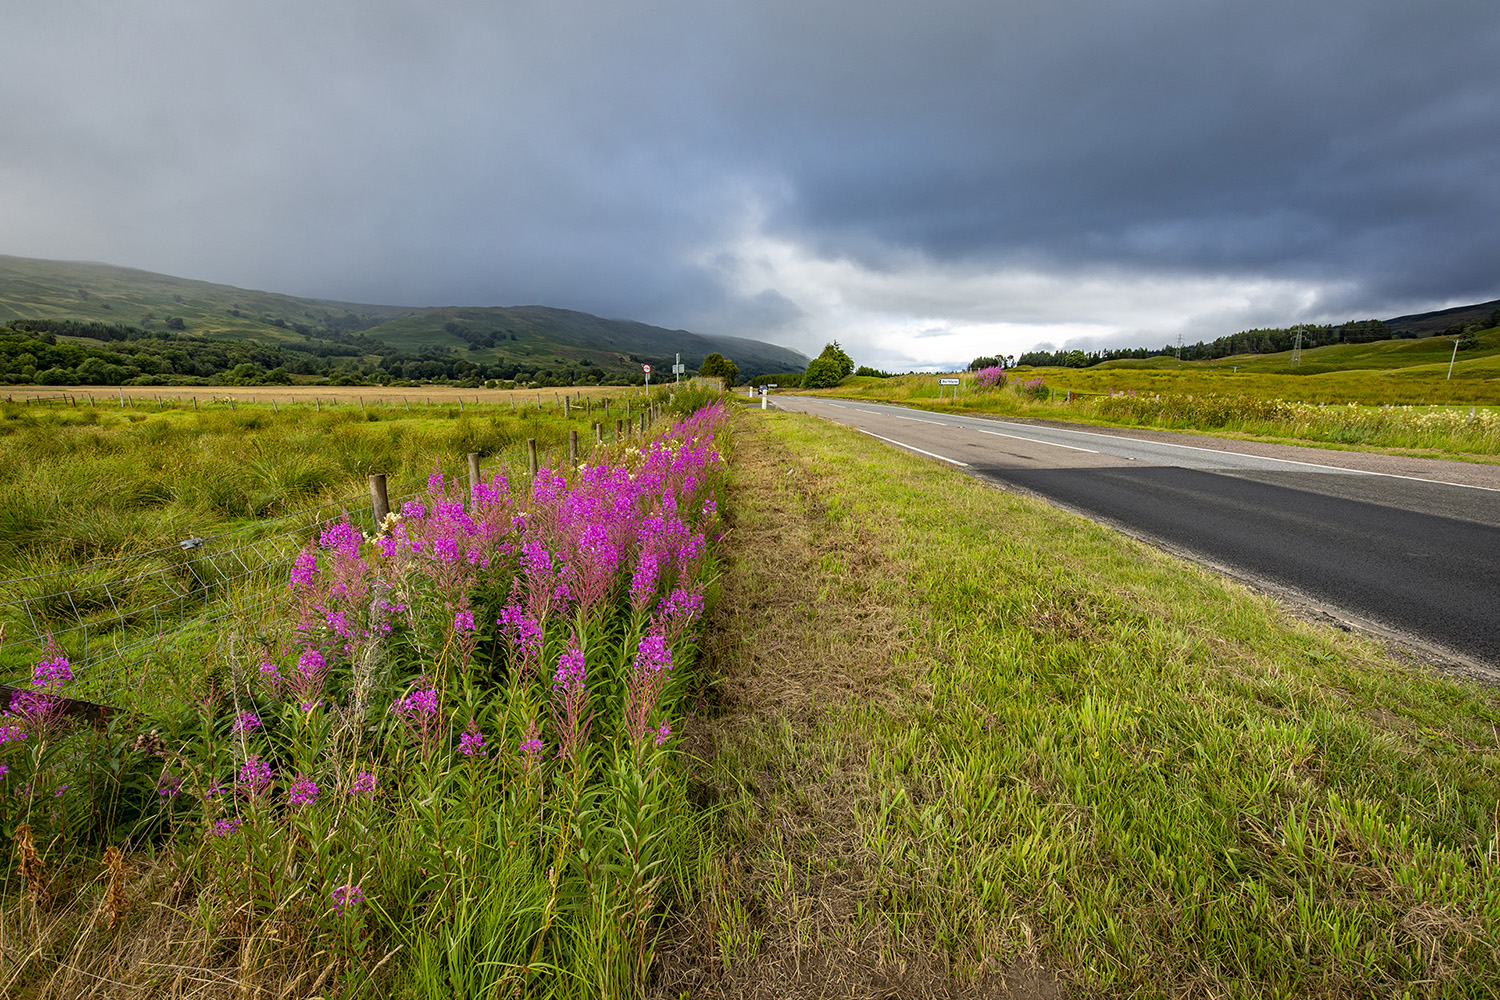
[671,353,685,385]
[938,376,960,401]
[642,363,651,389]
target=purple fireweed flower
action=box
[289,550,319,588]
[54,783,69,797]
[497,605,543,670]
[288,775,319,806]
[401,499,427,518]
[203,781,226,800]
[454,609,476,632]
[0,763,9,780]
[211,816,242,837]
[551,644,590,764]
[653,586,705,643]
[297,647,326,681]
[349,770,377,798]
[552,646,587,693]
[0,724,25,746]
[319,520,363,559]
[655,723,672,746]
[7,689,63,734]
[458,720,486,757]
[392,686,441,756]
[518,721,544,773]
[625,632,673,743]
[325,610,353,638]
[32,653,72,692]
[232,711,261,735]
[157,774,183,799]
[330,883,365,916]
[259,659,282,687]
[237,756,273,797]
[392,687,439,718]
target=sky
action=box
[3,1,1499,371]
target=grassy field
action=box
[0,386,671,701]
[801,328,1500,458]
[0,391,729,999]
[4,401,1499,998]
[672,411,1500,997]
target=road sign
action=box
[642,364,652,373]
[938,378,960,385]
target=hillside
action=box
[0,254,807,383]
[1384,298,1500,338]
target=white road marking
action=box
[857,429,970,467]
[818,400,1500,493]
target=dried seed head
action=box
[15,823,50,908]
[104,845,130,930]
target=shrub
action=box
[974,366,1006,389]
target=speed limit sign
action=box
[642,364,652,373]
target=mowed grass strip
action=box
[671,410,1500,999]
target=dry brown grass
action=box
[651,416,1063,1000]
[0,851,397,1000]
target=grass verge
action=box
[664,410,1500,998]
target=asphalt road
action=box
[768,395,1500,673]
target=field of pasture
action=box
[811,329,1500,459]
[3,391,1498,998]
[0,385,677,702]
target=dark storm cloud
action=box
[2,1,1497,363]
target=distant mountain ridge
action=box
[0,254,809,382]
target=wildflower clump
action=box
[3,401,730,995]
[974,365,1006,389]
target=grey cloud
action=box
[2,1,1497,356]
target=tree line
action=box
[0,321,715,389]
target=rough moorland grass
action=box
[814,373,1500,459]
[675,411,1500,998]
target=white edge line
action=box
[971,427,1099,453]
[857,429,970,467]
[822,400,1500,494]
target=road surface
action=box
[770,395,1500,673]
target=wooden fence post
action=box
[569,429,578,468]
[467,452,481,493]
[615,418,623,443]
[369,474,390,524]
[527,438,538,477]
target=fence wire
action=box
[0,431,604,697]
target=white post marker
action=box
[760,385,768,409]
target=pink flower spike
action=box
[237,756,274,797]
[331,883,365,916]
[349,770,377,797]
[288,775,319,806]
[458,720,486,757]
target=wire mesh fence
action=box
[0,420,636,700]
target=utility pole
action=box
[1448,338,1461,380]
[1291,329,1303,367]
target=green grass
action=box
[687,411,1500,997]
[0,394,650,699]
[807,329,1500,457]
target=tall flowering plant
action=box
[12,399,731,994]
